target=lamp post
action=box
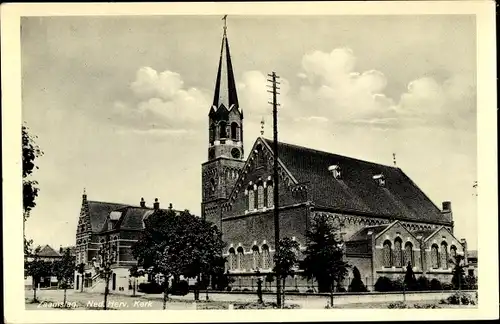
[97,234,117,310]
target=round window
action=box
[231,148,241,159]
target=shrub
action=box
[465,275,478,290]
[416,276,430,291]
[242,288,250,292]
[388,302,408,309]
[446,292,476,305]
[348,266,369,292]
[374,276,393,292]
[169,280,189,296]
[413,303,441,309]
[430,278,442,291]
[392,278,405,291]
[138,282,163,294]
[442,283,453,291]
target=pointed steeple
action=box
[211,16,239,114]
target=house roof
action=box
[95,203,186,233]
[262,138,450,225]
[36,244,61,258]
[467,250,477,259]
[347,225,389,242]
[88,201,129,232]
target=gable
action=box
[225,137,298,206]
[37,245,61,257]
[262,139,449,225]
[424,226,462,248]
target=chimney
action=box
[442,201,452,212]
[59,245,63,254]
[168,203,173,210]
[153,198,160,210]
[140,197,146,208]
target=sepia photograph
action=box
[2,1,498,322]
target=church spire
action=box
[211,15,239,113]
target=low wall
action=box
[202,290,477,305]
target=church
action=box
[74,21,469,293]
[201,23,469,290]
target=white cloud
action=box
[111,67,210,132]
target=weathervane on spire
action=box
[261,117,265,136]
[222,15,228,35]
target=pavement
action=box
[25,289,329,310]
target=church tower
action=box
[202,17,245,225]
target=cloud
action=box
[295,47,475,131]
[110,67,210,133]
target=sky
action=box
[21,15,478,250]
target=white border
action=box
[2,1,498,322]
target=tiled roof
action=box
[412,229,437,240]
[37,244,61,257]
[347,225,389,242]
[88,201,128,232]
[262,139,450,225]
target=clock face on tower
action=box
[231,148,241,159]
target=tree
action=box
[25,246,52,302]
[301,214,350,306]
[404,262,417,291]
[22,124,43,258]
[132,209,225,309]
[97,235,118,310]
[450,254,467,291]
[52,248,75,307]
[129,265,144,297]
[273,237,300,307]
[76,263,86,292]
[348,266,368,292]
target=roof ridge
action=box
[262,137,398,169]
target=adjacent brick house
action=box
[201,24,468,291]
[74,194,183,292]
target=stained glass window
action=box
[248,189,255,211]
[252,247,260,269]
[404,242,414,267]
[440,242,448,269]
[394,239,403,267]
[383,241,392,267]
[262,245,270,269]
[229,249,236,270]
[257,185,264,209]
[267,182,274,208]
[431,244,439,269]
[237,248,244,270]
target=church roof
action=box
[262,138,449,225]
[347,225,389,242]
[209,29,240,117]
[36,244,61,258]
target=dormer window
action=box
[328,164,341,179]
[373,174,385,187]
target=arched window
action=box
[228,248,236,270]
[440,242,448,269]
[431,244,439,269]
[404,242,414,267]
[231,122,239,141]
[252,246,260,269]
[248,188,255,211]
[210,178,216,193]
[209,123,215,143]
[383,240,392,267]
[450,245,457,269]
[219,121,227,138]
[266,182,274,208]
[237,247,244,270]
[262,245,271,269]
[257,184,264,209]
[394,238,403,267]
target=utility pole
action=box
[267,71,281,308]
